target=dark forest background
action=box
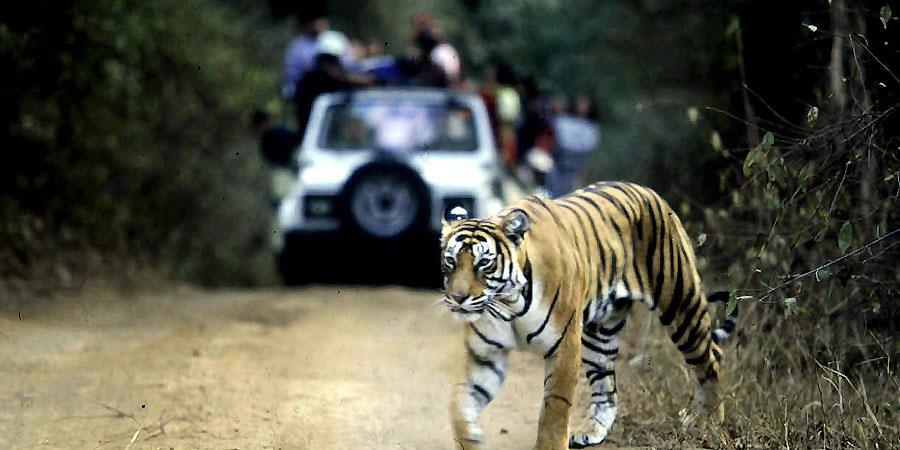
[2,1,899,445]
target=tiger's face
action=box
[440,208,530,322]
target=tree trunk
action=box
[829,0,849,120]
[734,16,759,148]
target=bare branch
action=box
[752,227,900,302]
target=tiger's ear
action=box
[501,208,529,245]
[440,219,452,241]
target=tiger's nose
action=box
[449,292,468,304]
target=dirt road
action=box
[0,286,669,449]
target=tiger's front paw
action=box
[455,437,488,450]
[453,420,486,448]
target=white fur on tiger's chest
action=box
[465,275,564,356]
[510,275,563,353]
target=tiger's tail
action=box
[707,291,738,344]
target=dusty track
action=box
[0,286,668,449]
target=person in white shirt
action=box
[547,94,601,197]
[281,5,355,100]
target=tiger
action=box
[439,181,738,449]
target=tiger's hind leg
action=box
[687,339,725,425]
[666,294,725,425]
[569,311,628,448]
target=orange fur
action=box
[441,182,731,449]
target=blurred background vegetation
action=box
[2,0,899,445]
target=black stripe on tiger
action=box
[527,288,561,343]
[596,319,625,336]
[586,369,615,384]
[471,384,492,405]
[440,182,738,447]
[470,323,504,349]
[544,311,576,359]
[516,258,534,317]
[558,202,594,273]
[581,337,618,356]
[466,344,504,379]
[685,340,712,366]
[670,296,703,343]
[526,195,566,229]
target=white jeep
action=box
[275,88,515,284]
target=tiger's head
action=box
[439,206,531,321]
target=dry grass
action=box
[600,302,900,449]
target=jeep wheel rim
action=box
[350,174,418,238]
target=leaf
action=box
[814,228,827,243]
[881,4,892,29]
[799,162,816,191]
[697,233,707,247]
[838,221,852,252]
[806,106,819,127]
[767,157,788,189]
[743,148,760,176]
[710,131,722,151]
[725,16,740,36]
[790,231,808,249]
[744,132,774,176]
[763,187,781,210]
[754,232,767,256]
[687,106,700,123]
[726,292,738,315]
[759,131,775,151]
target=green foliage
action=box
[743,131,773,176]
[798,161,817,191]
[838,221,853,253]
[692,4,900,443]
[806,105,819,126]
[439,0,741,195]
[726,290,737,315]
[1,0,286,286]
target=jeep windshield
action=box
[318,98,478,152]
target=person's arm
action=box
[342,71,375,86]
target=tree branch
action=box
[753,227,900,302]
